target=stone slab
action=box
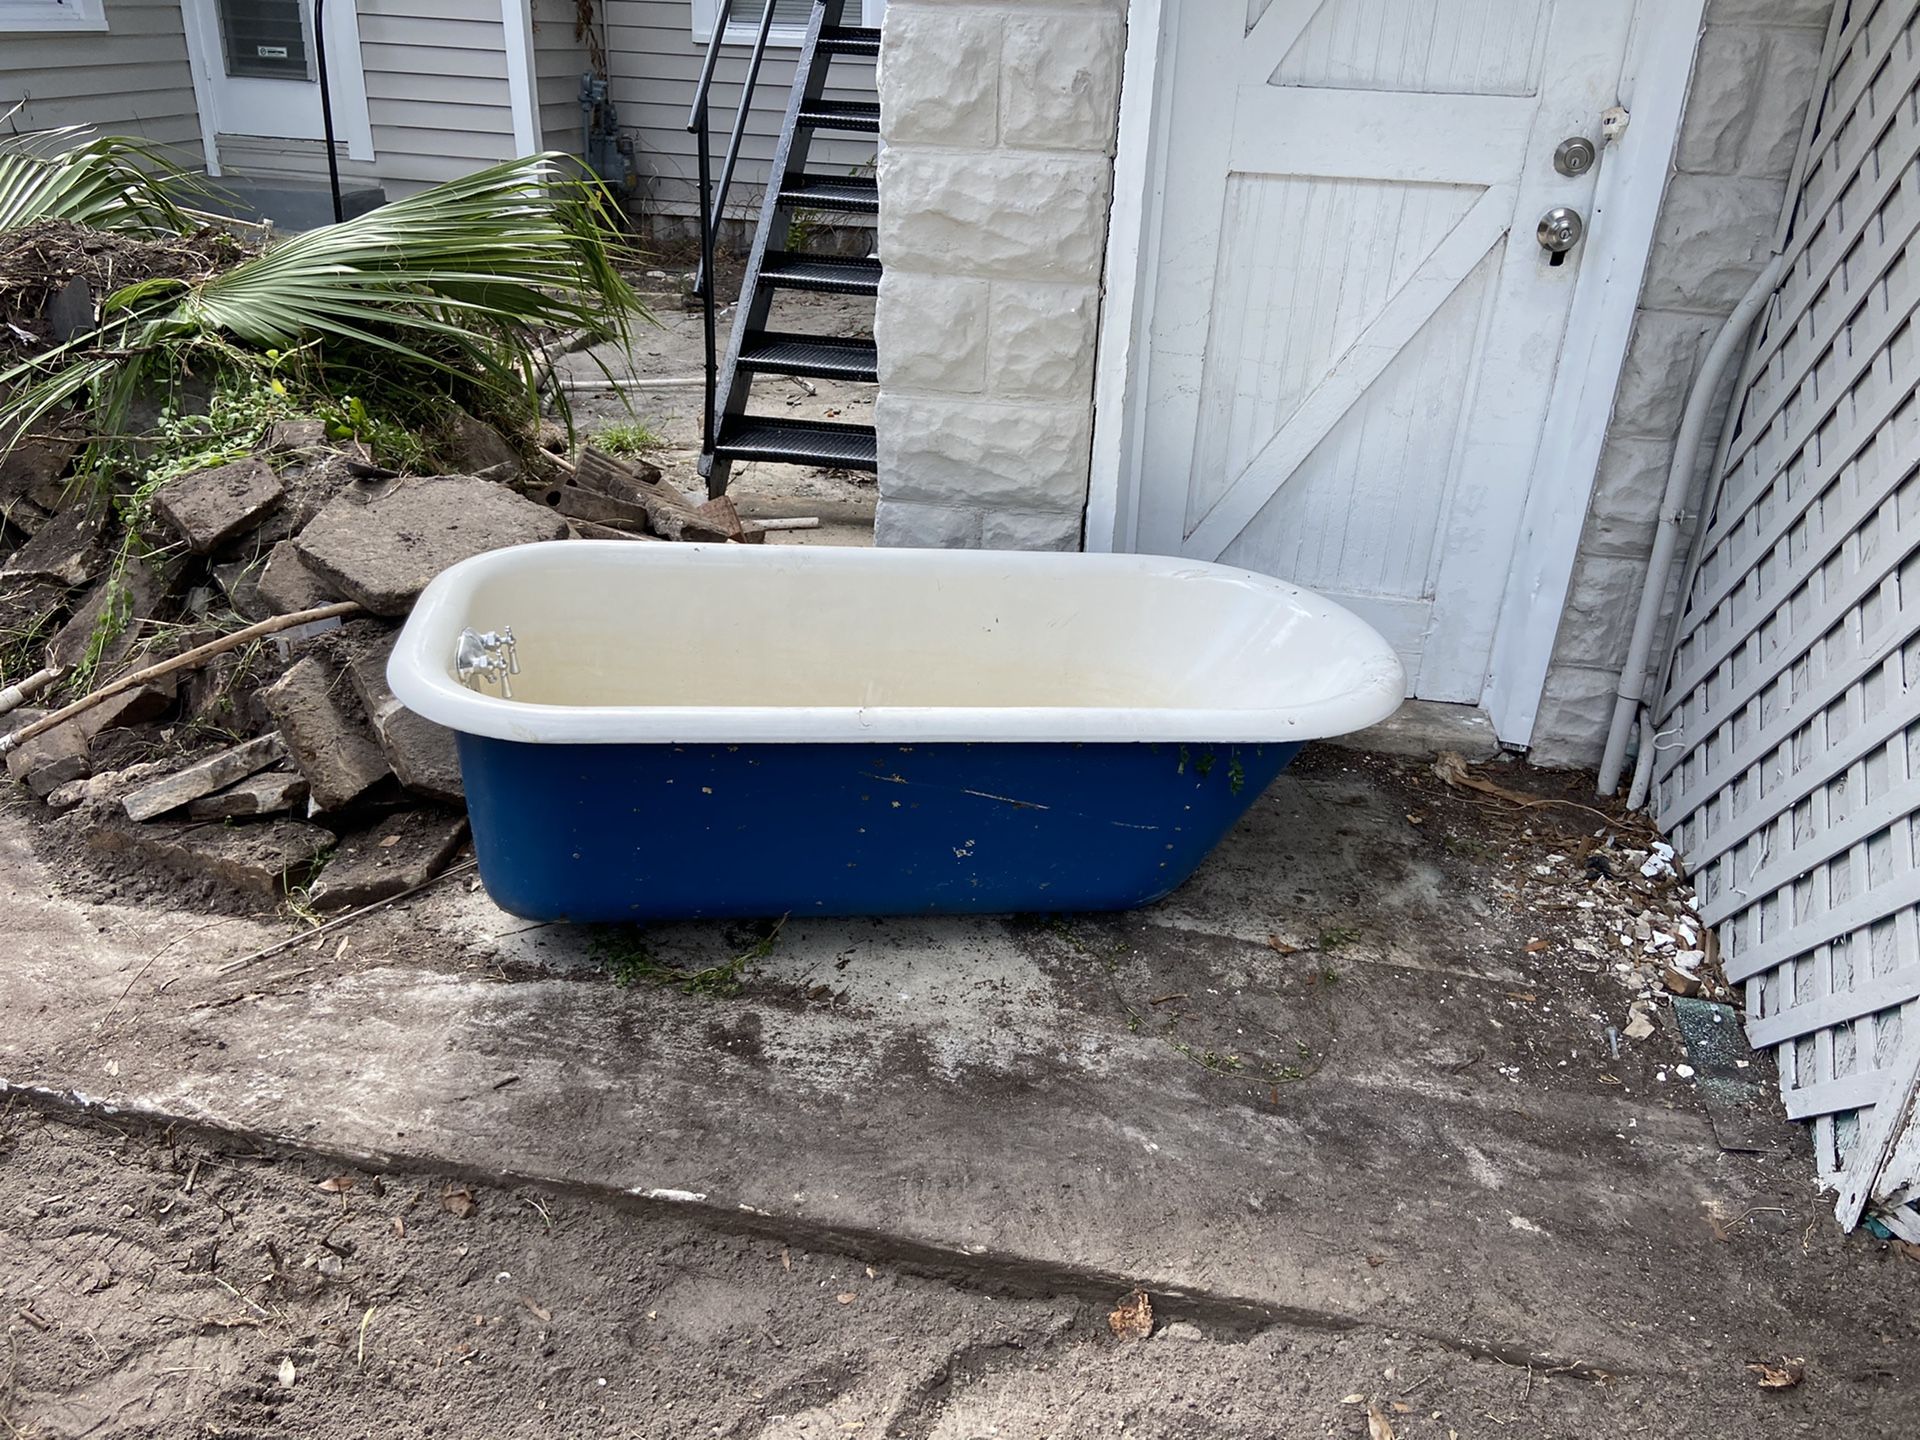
[312,808,468,910]
[341,626,463,805]
[121,734,286,823]
[262,655,391,813]
[293,477,568,618]
[5,723,89,799]
[186,769,310,820]
[0,433,78,506]
[46,559,170,673]
[1,508,107,589]
[153,458,286,555]
[255,540,340,615]
[86,816,333,897]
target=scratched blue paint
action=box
[456,736,1301,921]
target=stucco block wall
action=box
[1528,0,1836,767]
[872,0,1126,551]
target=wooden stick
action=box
[0,601,363,755]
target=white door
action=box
[182,0,373,164]
[1130,0,1636,701]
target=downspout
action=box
[314,0,345,223]
[1595,0,1846,800]
[1594,255,1782,795]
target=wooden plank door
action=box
[1132,0,1636,701]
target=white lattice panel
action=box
[1655,0,1920,1217]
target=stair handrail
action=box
[687,0,786,461]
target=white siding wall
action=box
[0,0,204,167]
[357,0,519,196]
[601,0,877,217]
[534,0,588,158]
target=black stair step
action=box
[798,99,880,133]
[739,332,878,382]
[778,173,878,213]
[715,416,877,471]
[758,251,882,295]
[816,25,881,57]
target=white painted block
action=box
[876,392,1092,511]
[878,147,1112,281]
[879,6,1002,147]
[873,498,984,549]
[981,508,1083,551]
[1000,10,1124,153]
[986,281,1098,401]
[877,270,991,392]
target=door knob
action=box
[1537,206,1583,261]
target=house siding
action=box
[600,0,877,219]
[0,0,205,167]
[357,0,519,197]
[534,0,588,158]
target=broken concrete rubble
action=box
[293,476,569,617]
[312,808,468,910]
[255,540,338,615]
[87,816,333,897]
[1,507,106,588]
[121,734,286,823]
[339,624,462,805]
[153,458,285,555]
[186,769,310,820]
[262,655,391,813]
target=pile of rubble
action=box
[0,420,765,913]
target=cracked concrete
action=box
[2,750,1916,1433]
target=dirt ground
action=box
[4,1096,1914,1440]
[5,750,1920,1437]
[558,276,879,545]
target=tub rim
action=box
[388,542,1407,745]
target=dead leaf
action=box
[1341,1394,1366,1405]
[1746,1358,1805,1389]
[780,1249,791,1272]
[1366,1401,1397,1440]
[391,1216,406,1238]
[378,834,401,848]
[277,1356,297,1388]
[1265,935,1300,955]
[864,1265,876,1279]
[1391,1402,1412,1414]
[520,1295,553,1324]
[440,1186,475,1218]
[835,1291,857,1305]
[1406,813,1426,825]
[1892,1240,1920,1264]
[1524,938,1549,954]
[1108,1289,1153,1341]
[1506,991,1539,1002]
[318,1175,356,1194]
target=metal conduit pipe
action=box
[1595,252,1785,797]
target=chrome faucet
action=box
[455,626,520,698]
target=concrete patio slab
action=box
[0,750,1856,1382]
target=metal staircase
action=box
[688,0,880,498]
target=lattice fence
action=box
[1653,0,1920,1230]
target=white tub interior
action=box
[390,542,1406,744]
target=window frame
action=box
[0,0,108,33]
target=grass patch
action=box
[591,419,666,458]
[594,918,785,999]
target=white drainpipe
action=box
[1595,254,1784,798]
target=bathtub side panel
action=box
[456,738,1300,922]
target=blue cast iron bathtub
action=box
[387,542,1405,921]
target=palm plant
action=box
[0,125,205,236]
[1,150,646,472]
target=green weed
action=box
[592,420,666,458]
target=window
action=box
[215,0,314,81]
[0,0,107,32]
[690,0,883,48]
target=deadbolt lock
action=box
[1554,135,1597,177]
[1537,206,1584,256]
